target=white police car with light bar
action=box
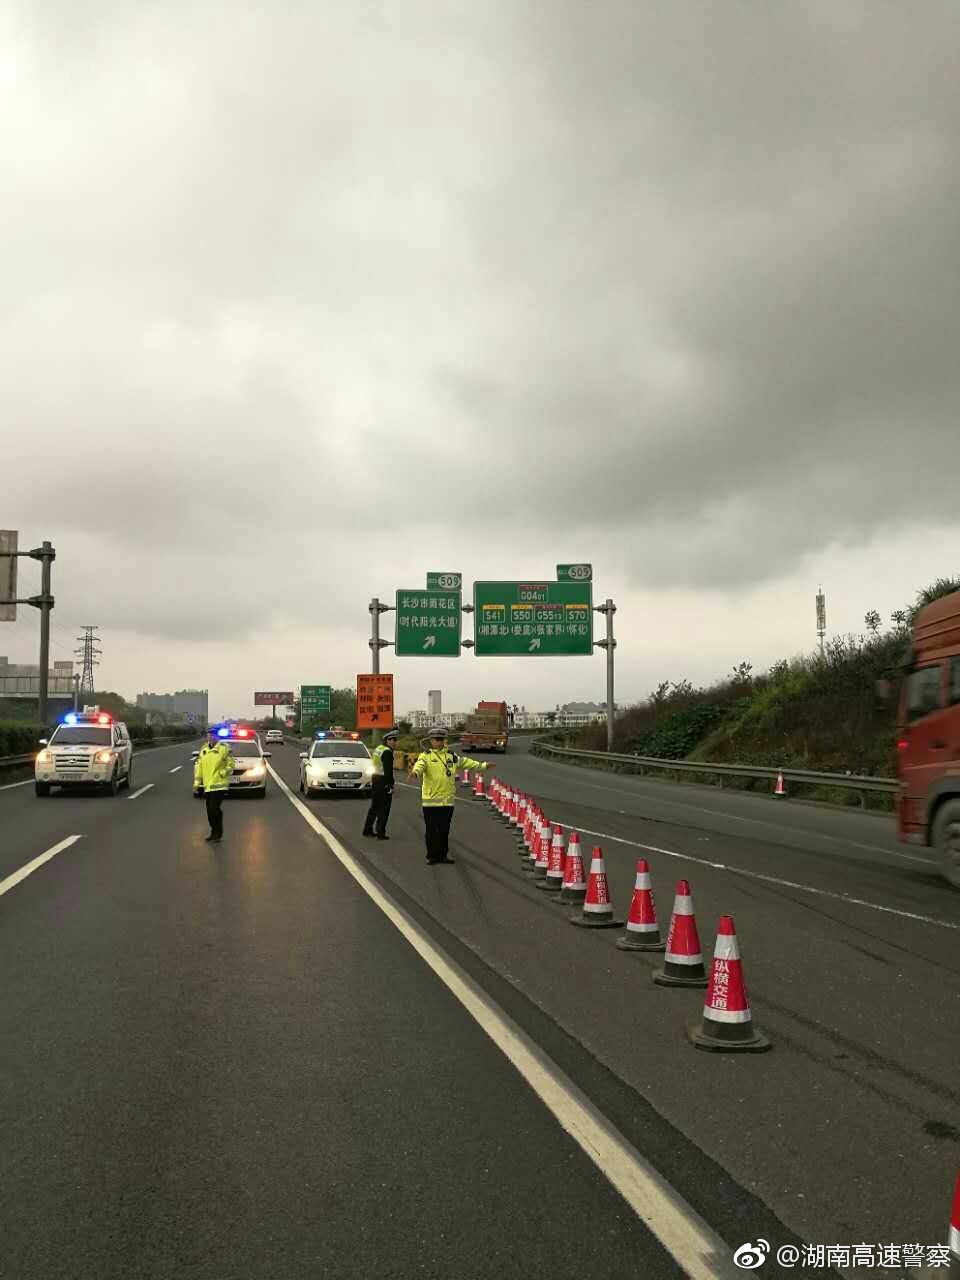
[35,709,134,796]
[298,731,374,797]
[192,725,271,798]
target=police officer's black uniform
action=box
[363,733,396,839]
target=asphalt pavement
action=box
[2,737,956,1279]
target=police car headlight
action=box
[246,765,265,778]
[37,750,53,765]
[95,750,114,764]
[363,764,374,777]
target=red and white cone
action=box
[515,794,527,834]
[519,807,534,858]
[774,771,786,797]
[616,860,666,952]
[501,788,514,823]
[949,1172,960,1261]
[570,847,623,928]
[689,916,770,1052]
[460,767,470,787]
[473,774,485,801]
[531,820,552,879]
[489,779,499,807]
[559,832,587,904]
[537,824,566,892]
[653,882,708,988]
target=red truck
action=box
[896,590,960,887]
[459,701,509,753]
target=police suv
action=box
[35,709,134,796]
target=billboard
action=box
[254,691,295,706]
[356,674,394,729]
[0,530,17,622]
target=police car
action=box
[192,725,271,798]
[298,730,374,797]
[35,709,134,796]
[265,729,284,745]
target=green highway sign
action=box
[473,581,594,656]
[301,685,332,715]
[426,571,462,591]
[395,588,462,656]
[557,563,592,583]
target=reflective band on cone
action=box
[689,916,770,1053]
[537,824,566,892]
[950,1172,960,1260]
[559,832,587,904]
[461,769,470,786]
[774,771,786,797]
[570,847,623,928]
[515,796,528,838]
[473,775,485,801]
[616,859,666,952]
[531,822,551,880]
[653,881,708,988]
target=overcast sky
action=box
[4,1,959,720]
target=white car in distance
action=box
[299,736,374,797]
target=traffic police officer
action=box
[194,731,236,843]
[409,726,493,864]
[363,728,398,840]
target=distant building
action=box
[427,690,442,717]
[404,709,466,731]
[512,710,551,729]
[136,688,208,724]
[0,655,75,697]
[557,701,607,726]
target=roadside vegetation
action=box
[565,577,960,805]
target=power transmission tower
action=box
[75,625,101,698]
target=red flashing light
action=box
[350,733,360,740]
[897,738,909,751]
[97,714,111,725]
[237,728,249,737]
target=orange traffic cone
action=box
[616,860,666,952]
[950,1172,960,1261]
[537,825,566,892]
[559,832,587,904]
[653,882,708,987]
[689,916,770,1052]
[773,771,786,797]
[570,847,623,929]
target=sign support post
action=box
[0,537,56,726]
[368,598,393,744]
[594,598,616,753]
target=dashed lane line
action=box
[572,825,960,933]
[0,835,83,899]
[169,766,183,774]
[0,778,33,791]
[127,784,155,800]
[267,763,739,1280]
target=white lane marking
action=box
[267,764,736,1279]
[169,766,183,774]
[527,767,903,857]
[127,784,154,800]
[573,825,960,933]
[0,778,34,791]
[0,835,83,899]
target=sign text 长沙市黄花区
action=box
[395,588,462,656]
[473,581,593,656]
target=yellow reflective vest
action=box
[411,749,488,807]
[194,743,235,792]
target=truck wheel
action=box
[933,800,960,889]
[35,781,51,797]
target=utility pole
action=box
[0,538,57,726]
[594,598,617,753]
[816,587,827,658]
[75,626,101,700]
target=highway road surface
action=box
[1,737,957,1279]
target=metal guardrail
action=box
[532,739,898,803]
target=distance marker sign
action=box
[395,588,462,656]
[473,581,593,656]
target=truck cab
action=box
[896,591,960,887]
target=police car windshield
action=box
[311,742,369,758]
[51,726,112,746]
[223,740,260,757]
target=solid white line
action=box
[0,835,83,899]
[0,778,33,791]
[127,784,154,800]
[267,764,736,1279]
[169,766,183,774]
[573,825,960,933]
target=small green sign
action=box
[301,684,331,715]
[556,564,593,582]
[395,588,462,656]
[473,581,593,656]
[426,572,462,591]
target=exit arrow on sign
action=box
[528,638,541,652]
[423,635,436,650]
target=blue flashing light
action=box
[217,727,230,738]
[314,730,327,739]
[64,712,78,725]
